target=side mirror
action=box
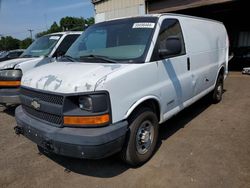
[158,36,182,58]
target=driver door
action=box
[152,18,194,116]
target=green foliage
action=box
[85,17,95,26]
[19,38,32,49]
[0,16,95,50]
[0,36,33,51]
[60,16,85,31]
[36,16,95,38]
[49,22,61,33]
[0,36,20,50]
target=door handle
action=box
[187,57,190,71]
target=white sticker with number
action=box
[132,23,155,29]
[49,36,60,40]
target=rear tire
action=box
[212,74,224,103]
[121,108,159,167]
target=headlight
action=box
[0,69,22,80]
[63,93,111,127]
[0,70,22,87]
[78,94,109,112]
[79,96,93,111]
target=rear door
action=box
[151,18,193,116]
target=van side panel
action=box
[179,17,228,96]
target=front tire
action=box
[121,108,159,167]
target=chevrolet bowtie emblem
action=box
[31,100,41,110]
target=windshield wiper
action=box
[80,54,118,64]
[60,55,76,62]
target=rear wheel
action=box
[121,108,159,167]
[212,74,224,103]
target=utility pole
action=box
[28,29,34,41]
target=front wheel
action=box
[212,74,224,103]
[121,108,159,167]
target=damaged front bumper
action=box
[15,106,128,159]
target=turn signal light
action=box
[64,114,110,126]
[0,81,21,87]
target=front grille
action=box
[20,87,64,126]
[20,87,64,105]
[23,105,63,125]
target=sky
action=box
[0,0,94,39]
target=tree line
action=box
[0,37,32,51]
[0,16,94,51]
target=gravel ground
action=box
[0,72,249,188]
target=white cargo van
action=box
[0,31,81,105]
[15,14,229,166]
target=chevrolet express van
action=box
[0,31,81,106]
[15,14,229,166]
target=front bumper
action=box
[15,106,128,159]
[0,88,20,104]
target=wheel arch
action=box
[124,96,161,123]
[218,65,225,76]
[214,64,226,86]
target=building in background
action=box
[92,0,145,23]
[92,0,249,68]
[92,0,235,23]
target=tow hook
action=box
[43,140,54,151]
[14,126,23,135]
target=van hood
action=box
[22,61,128,93]
[0,57,41,70]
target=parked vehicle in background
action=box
[0,51,6,56]
[15,14,229,166]
[0,49,24,62]
[0,31,81,105]
[242,67,250,75]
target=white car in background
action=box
[242,67,250,74]
[0,31,81,105]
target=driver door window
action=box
[152,19,186,61]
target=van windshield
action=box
[65,17,158,63]
[20,34,62,58]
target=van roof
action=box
[106,13,222,24]
[161,13,222,24]
[46,31,82,36]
